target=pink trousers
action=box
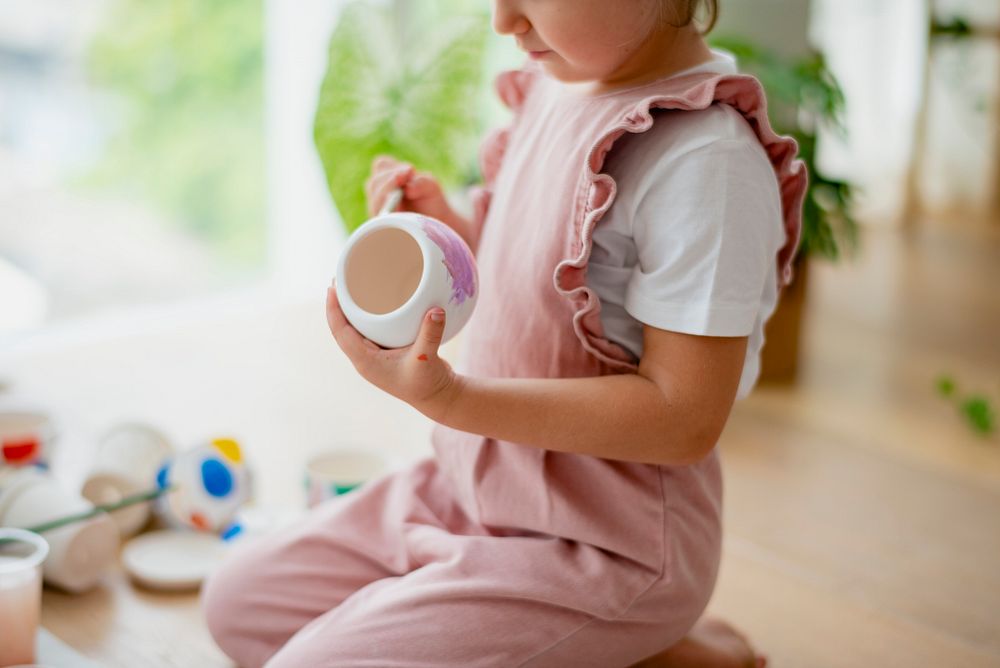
[201,456,716,667]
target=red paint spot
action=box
[417,354,428,361]
[2,438,39,465]
[190,512,211,531]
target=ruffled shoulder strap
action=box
[579,72,808,290]
[469,63,542,241]
[494,65,540,113]
[479,63,541,185]
[698,75,808,288]
[555,71,809,373]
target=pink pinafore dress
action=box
[201,62,807,668]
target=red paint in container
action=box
[2,437,39,465]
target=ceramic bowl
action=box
[335,212,479,349]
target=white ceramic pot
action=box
[0,408,56,469]
[0,467,118,594]
[303,448,400,508]
[81,423,175,538]
[154,438,251,535]
[335,212,479,349]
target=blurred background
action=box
[2,0,996,329]
[1,1,998,666]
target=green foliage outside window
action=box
[86,0,265,266]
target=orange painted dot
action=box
[417,354,428,361]
[190,512,211,531]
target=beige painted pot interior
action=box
[0,412,48,438]
[345,227,424,315]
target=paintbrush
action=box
[0,484,176,546]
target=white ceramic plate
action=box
[122,529,230,591]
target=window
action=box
[0,0,266,333]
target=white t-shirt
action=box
[587,49,785,400]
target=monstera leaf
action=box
[313,2,488,233]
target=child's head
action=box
[491,0,718,86]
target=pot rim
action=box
[336,212,437,321]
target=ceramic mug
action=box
[80,423,175,538]
[334,192,479,349]
[304,449,396,508]
[0,467,118,594]
[0,409,56,469]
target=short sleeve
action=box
[623,136,785,337]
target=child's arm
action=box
[326,286,745,467]
[431,325,747,467]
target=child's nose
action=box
[491,0,530,36]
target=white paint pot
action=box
[335,211,479,349]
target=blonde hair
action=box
[661,0,720,34]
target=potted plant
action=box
[709,37,860,383]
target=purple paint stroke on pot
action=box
[421,219,477,306]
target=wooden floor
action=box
[22,220,1000,667]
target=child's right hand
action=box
[365,156,455,224]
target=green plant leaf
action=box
[935,375,957,398]
[313,2,488,233]
[960,396,996,436]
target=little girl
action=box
[202,1,805,666]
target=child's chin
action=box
[542,63,595,88]
[538,62,591,83]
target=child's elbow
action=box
[674,419,727,466]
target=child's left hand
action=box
[326,284,461,420]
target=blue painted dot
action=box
[156,464,170,490]
[221,522,243,542]
[201,458,233,498]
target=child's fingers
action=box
[366,161,411,192]
[411,307,446,361]
[364,169,394,215]
[326,287,380,362]
[403,172,442,201]
[372,155,401,171]
[366,165,413,216]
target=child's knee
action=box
[201,561,243,654]
[201,544,271,665]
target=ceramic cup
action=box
[0,467,118,594]
[0,528,49,666]
[335,206,479,349]
[81,423,175,538]
[304,449,396,508]
[154,438,251,535]
[0,410,56,469]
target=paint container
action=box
[81,423,175,539]
[335,203,479,349]
[0,467,118,594]
[303,449,398,508]
[0,410,56,469]
[0,528,49,666]
[154,438,251,536]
